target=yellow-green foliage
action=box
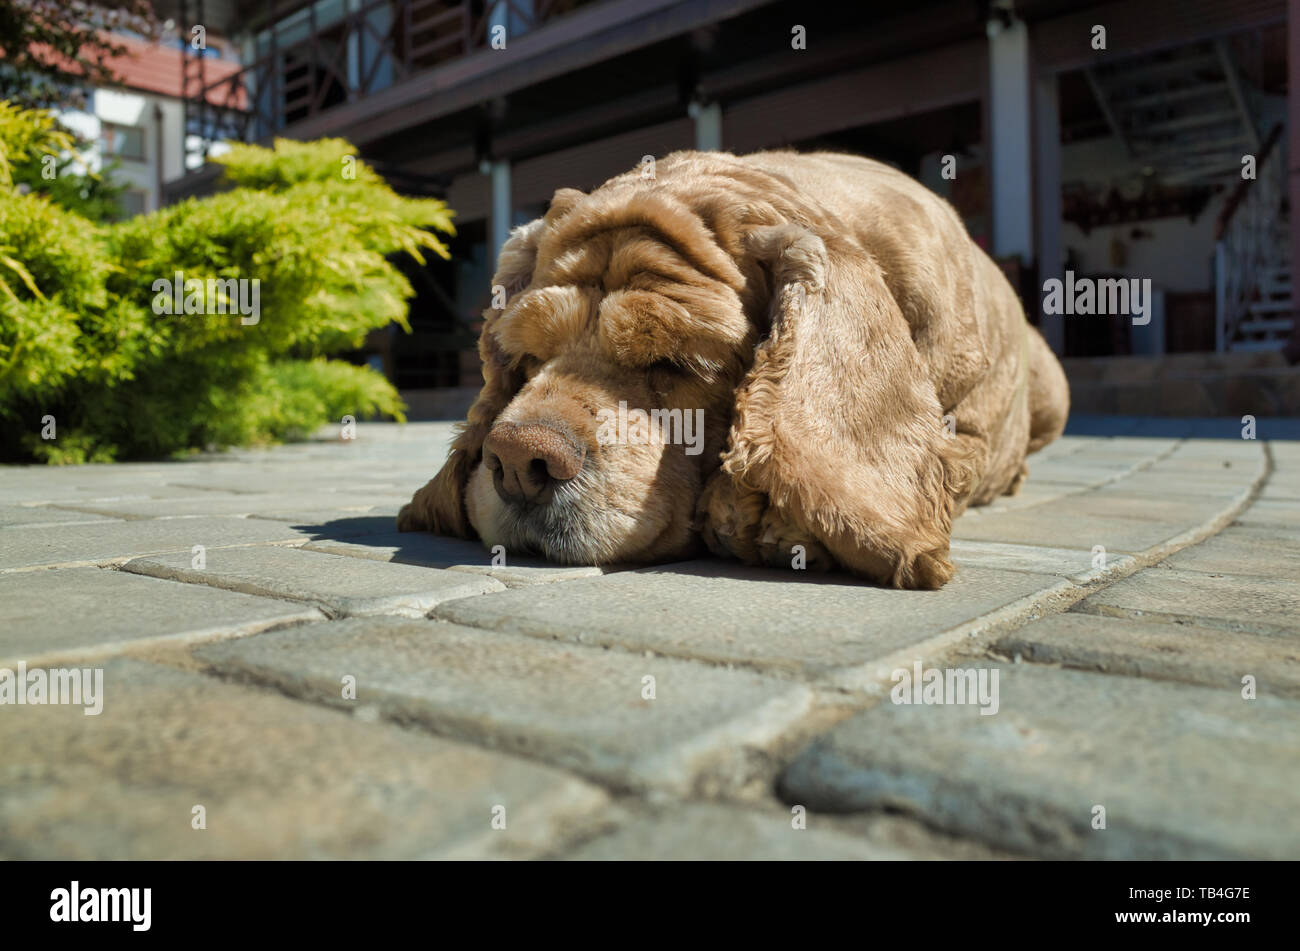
[0,101,75,188]
[0,113,454,463]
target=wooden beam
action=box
[722,38,986,153]
[1083,67,1132,157]
[281,0,775,146]
[696,0,983,103]
[1032,0,1285,75]
[1216,38,1261,151]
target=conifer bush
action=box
[0,105,455,463]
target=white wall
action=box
[1058,135,1226,293]
[56,88,186,214]
[1059,197,1225,293]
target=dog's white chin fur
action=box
[464,461,670,565]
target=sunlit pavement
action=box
[1,421,1297,858]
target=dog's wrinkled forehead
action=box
[493,220,753,376]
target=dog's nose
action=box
[483,422,585,507]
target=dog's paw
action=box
[890,547,955,590]
[396,499,428,533]
[1003,462,1029,497]
[697,471,766,564]
[756,507,833,572]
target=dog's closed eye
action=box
[646,357,690,392]
[646,357,686,375]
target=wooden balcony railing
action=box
[182,0,576,159]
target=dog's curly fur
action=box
[398,150,1069,589]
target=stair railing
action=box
[1215,123,1285,351]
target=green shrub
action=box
[0,112,454,464]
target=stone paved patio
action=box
[1,421,1297,859]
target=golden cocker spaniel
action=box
[397,150,1069,589]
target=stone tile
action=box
[50,490,409,519]
[1268,442,1300,480]
[951,505,1199,553]
[1259,480,1300,501]
[1088,471,1258,499]
[255,514,404,539]
[1069,437,1180,456]
[303,531,613,585]
[0,482,242,506]
[1042,442,1167,464]
[1133,417,1239,438]
[564,804,916,860]
[949,539,1134,582]
[1022,459,1150,484]
[1077,566,1299,637]
[195,616,817,794]
[1102,445,1263,491]
[778,663,1300,859]
[994,612,1300,696]
[0,464,175,493]
[0,516,313,572]
[1014,474,1104,490]
[433,561,1067,684]
[977,484,1071,513]
[0,568,322,666]
[1165,439,1266,463]
[1161,525,1300,580]
[123,547,503,619]
[252,505,403,527]
[1142,460,1264,484]
[0,659,606,859]
[162,471,405,494]
[1011,475,1100,491]
[1035,436,1106,455]
[1049,491,1244,525]
[0,505,118,528]
[1233,498,1300,531]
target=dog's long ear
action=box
[702,224,978,588]
[397,217,546,536]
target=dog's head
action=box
[398,153,973,586]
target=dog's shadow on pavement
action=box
[287,515,399,542]
[282,515,568,574]
[287,515,891,588]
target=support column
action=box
[1286,0,1300,363]
[689,100,722,151]
[1034,71,1065,355]
[490,0,510,44]
[987,17,1035,265]
[486,158,512,266]
[345,0,361,100]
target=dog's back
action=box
[739,150,1068,505]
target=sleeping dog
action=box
[398,150,1069,589]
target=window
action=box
[173,38,224,58]
[101,123,145,161]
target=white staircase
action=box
[1214,133,1294,352]
[1234,260,1294,350]
[1087,38,1292,352]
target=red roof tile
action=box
[32,32,247,109]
